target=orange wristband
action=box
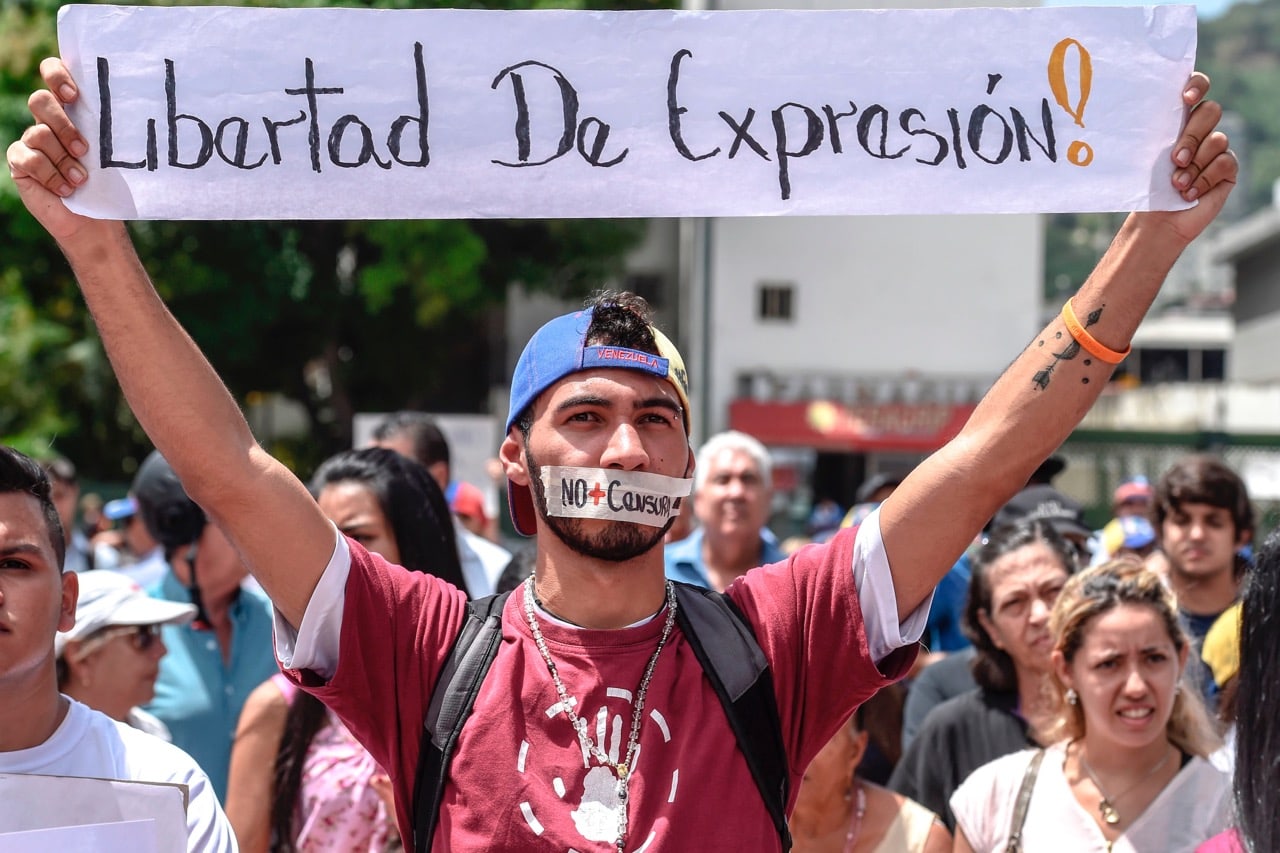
[1061,300,1131,365]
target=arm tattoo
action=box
[1032,304,1104,391]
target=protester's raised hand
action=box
[1158,71,1236,243]
[5,57,102,244]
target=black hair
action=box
[270,695,328,852]
[963,519,1078,693]
[582,289,659,352]
[1234,528,1280,852]
[1154,454,1253,579]
[514,290,660,440]
[308,447,466,590]
[132,451,207,556]
[851,681,905,773]
[271,447,467,850]
[371,411,450,469]
[1,446,67,571]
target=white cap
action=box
[55,570,197,658]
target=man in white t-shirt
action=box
[0,446,236,852]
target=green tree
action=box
[1044,3,1280,299]
[1198,0,1280,211]
[1,0,653,479]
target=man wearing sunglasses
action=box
[55,569,198,741]
[0,446,236,851]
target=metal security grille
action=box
[1059,431,1280,537]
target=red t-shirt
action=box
[288,528,914,851]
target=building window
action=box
[758,283,794,322]
[1201,348,1226,381]
[1131,347,1227,384]
[1137,348,1190,384]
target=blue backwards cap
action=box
[504,307,690,535]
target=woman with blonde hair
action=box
[950,558,1230,852]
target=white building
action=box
[1065,182,1280,510]
[505,0,1047,518]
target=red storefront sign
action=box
[728,399,976,452]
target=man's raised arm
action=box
[6,58,332,628]
[879,72,1237,621]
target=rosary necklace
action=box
[523,574,678,853]
[1078,741,1173,826]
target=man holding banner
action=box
[8,34,1236,853]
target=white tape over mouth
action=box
[540,466,693,528]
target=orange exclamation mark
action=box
[1048,38,1093,167]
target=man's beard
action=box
[526,448,673,562]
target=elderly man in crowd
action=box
[664,430,784,592]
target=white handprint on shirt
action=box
[517,691,677,849]
[571,704,627,842]
[573,765,624,841]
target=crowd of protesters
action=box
[3,50,1271,853]
[6,429,1263,852]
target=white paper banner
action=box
[0,820,159,853]
[540,466,692,528]
[0,774,187,853]
[56,4,1197,220]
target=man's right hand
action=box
[6,57,105,244]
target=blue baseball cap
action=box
[103,496,138,521]
[505,307,691,536]
[1118,515,1156,549]
[1100,514,1157,555]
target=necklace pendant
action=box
[1099,799,1120,826]
[614,762,630,802]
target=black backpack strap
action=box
[673,582,792,851]
[411,590,511,853]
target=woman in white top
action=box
[951,558,1230,853]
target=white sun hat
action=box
[54,570,196,658]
